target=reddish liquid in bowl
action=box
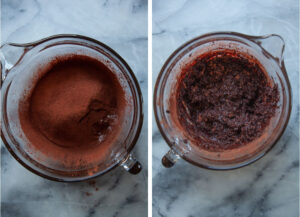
[19,55,126,169]
[176,50,279,151]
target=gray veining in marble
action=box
[152,0,299,217]
[1,0,147,217]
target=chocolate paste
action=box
[176,50,279,151]
[19,55,126,168]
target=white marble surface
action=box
[1,0,147,217]
[152,0,299,217]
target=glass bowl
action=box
[154,32,291,170]
[1,34,143,181]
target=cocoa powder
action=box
[19,55,126,169]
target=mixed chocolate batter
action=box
[176,50,279,151]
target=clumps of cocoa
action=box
[176,50,279,151]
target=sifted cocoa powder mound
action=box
[19,55,126,168]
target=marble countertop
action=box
[1,0,147,217]
[152,0,299,217]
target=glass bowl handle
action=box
[0,43,33,83]
[121,154,142,175]
[162,149,180,168]
[248,34,285,66]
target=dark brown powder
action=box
[19,55,126,168]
